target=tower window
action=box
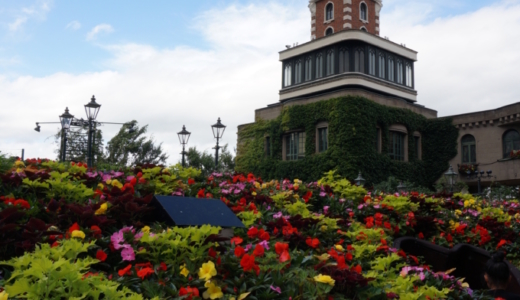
[339,48,349,73]
[325,27,333,36]
[354,48,365,73]
[388,57,395,81]
[378,53,385,79]
[326,49,334,76]
[360,2,368,21]
[305,56,313,81]
[325,3,334,21]
[316,53,323,78]
[294,59,302,84]
[368,49,376,76]
[284,64,292,87]
[405,63,413,87]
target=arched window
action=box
[388,57,395,82]
[304,56,313,81]
[316,53,323,78]
[503,130,520,158]
[325,27,333,36]
[405,63,413,87]
[339,48,349,73]
[354,48,365,73]
[461,134,476,164]
[326,49,334,76]
[396,59,403,84]
[284,63,292,87]
[360,27,367,32]
[378,53,385,78]
[294,59,302,84]
[360,2,368,21]
[325,3,334,21]
[368,49,376,75]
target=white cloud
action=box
[66,21,81,31]
[1,1,520,163]
[86,24,114,41]
[7,0,52,32]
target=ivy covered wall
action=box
[236,96,458,187]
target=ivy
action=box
[237,96,458,187]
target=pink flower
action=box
[270,285,281,294]
[111,231,124,250]
[121,246,135,261]
[273,212,283,219]
[259,240,270,250]
[244,243,253,252]
[323,206,330,214]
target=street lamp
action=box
[211,117,226,169]
[355,171,366,187]
[444,165,458,193]
[84,96,101,168]
[397,181,407,194]
[59,108,74,162]
[177,125,191,167]
[466,169,493,195]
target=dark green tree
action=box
[184,144,235,176]
[104,121,168,166]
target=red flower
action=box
[253,244,265,256]
[247,227,259,239]
[446,234,453,242]
[68,223,80,233]
[137,267,155,280]
[345,252,353,261]
[275,242,289,255]
[240,254,260,275]
[188,178,195,185]
[497,240,508,250]
[197,188,205,198]
[336,256,348,270]
[306,237,320,249]
[158,262,167,271]
[96,249,107,262]
[259,230,270,241]
[230,236,243,245]
[234,246,246,258]
[179,286,200,300]
[418,232,424,239]
[302,191,313,203]
[118,264,132,276]
[279,250,290,263]
[351,265,362,274]
[91,225,102,238]
[208,247,217,258]
[13,199,30,209]
[136,172,143,178]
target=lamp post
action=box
[466,169,493,195]
[59,107,74,162]
[397,181,406,194]
[211,118,226,170]
[444,165,458,193]
[177,125,191,167]
[84,96,101,168]
[355,171,366,187]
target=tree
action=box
[184,144,235,176]
[104,120,168,166]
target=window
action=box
[326,49,334,76]
[354,48,365,73]
[295,59,302,84]
[284,64,292,87]
[360,27,367,32]
[316,53,323,78]
[396,60,403,84]
[388,57,394,82]
[461,134,476,164]
[305,56,313,81]
[318,127,328,152]
[389,131,405,161]
[378,53,385,78]
[285,132,306,161]
[405,63,413,87]
[325,3,334,21]
[325,27,333,36]
[265,137,271,157]
[339,48,349,73]
[414,135,421,160]
[503,130,520,158]
[368,49,376,75]
[360,2,368,21]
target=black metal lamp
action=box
[59,107,74,130]
[177,125,191,167]
[34,123,41,132]
[397,181,407,194]
[211,118,226,169]
[355,171,366,187]
[444,165,458,193]
[84,95,101,121]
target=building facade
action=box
[237,0,520,189]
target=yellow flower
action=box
[252,191,257,196]
[198,261,217,281]
[14,160,25,167]
[314,274,335,286]
[464,200,470,208]
[203,281,223,299]
[314,253,330,261]
[470,199,476,205]
[455,210,462,216]
[230,292,250,300]
[71,230,85,239]
[95,203,108,215]
[16,168,24,174]
[111,179,123,189]
[0,291,8,300]
[261,183,267,189]
[141,226,151,233]
[254,182,261,189]
[335,245,345,252]
[320,225,328,232]
[106,179,112,185]
[180,264,190,277]
[97,183,104,190]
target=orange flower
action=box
[118,264,132,276]
[497,240,508,250]
[137,267,155,280]
[179,286,200,300]
[230,236,243,245]
[13,199,30,209]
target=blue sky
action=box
[1,0,519,162]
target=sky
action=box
[0,0,519,164]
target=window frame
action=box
[325,2,334,22]
[294,59,302,84]
[461,134,476,164]
[317,125,329,153]
[284,63,292,87]
[354,47,365,73]
[316,52,323,78]
[503,130,520,159]
[360,2,368,22]
[388,131,406,161]
[325,27,334,36]
[304,56,313,82]
[326,49,335,76]
[284,132,306,161]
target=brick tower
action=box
[309,0,382,39]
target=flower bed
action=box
[0,159,519,299]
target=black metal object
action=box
[177,125,191,167]
[393,236,520,293]
[466,170,494,195]
[211,118,226,169]
[152,195,245,228]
